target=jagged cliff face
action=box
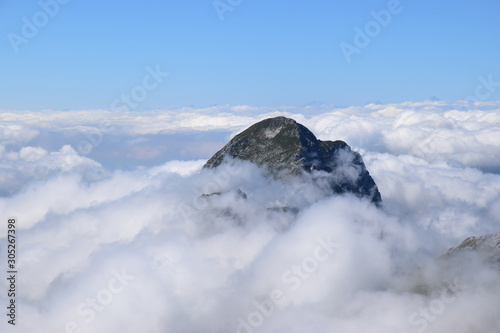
[204,116,382,205]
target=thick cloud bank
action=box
[0,101,499,332]
[1,100,500,171]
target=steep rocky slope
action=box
[204,116,381,205]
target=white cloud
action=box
[148,159,206,176]
[19,146,48,162]
[3,100,499,170]
[0,145,104,195]
[0,124,39,145]
[0,101,499,332]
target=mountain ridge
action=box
[203,116,382,205]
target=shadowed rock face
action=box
[203,116,382,205]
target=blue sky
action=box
[1,0,500,111]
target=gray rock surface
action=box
[444,233,500,267]
[203,116,382,205]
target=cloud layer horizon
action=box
[0,101,499,332]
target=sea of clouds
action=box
[0,100,499,332]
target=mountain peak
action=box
[204,116,381,205]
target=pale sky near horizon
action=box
[1,0,500,111]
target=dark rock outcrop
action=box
[203,116,381,205]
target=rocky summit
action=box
[203,116,382,205]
